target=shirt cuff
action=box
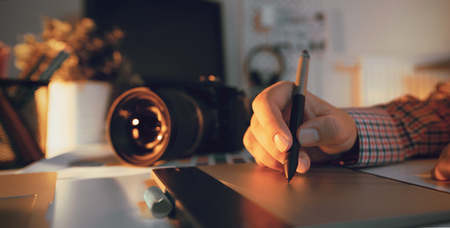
[339,107,405,167]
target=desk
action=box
[360,159,450,193]
[2,143,450,228]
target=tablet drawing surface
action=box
[152,163,450,228]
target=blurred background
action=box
[1,0,450,161]
[1,0,450,105]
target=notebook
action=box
[0,172,57,228]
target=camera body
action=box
[107,81,250,166]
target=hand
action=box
[243,81,357,173]
[431,144,450,181]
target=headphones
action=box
[244,45,286,102]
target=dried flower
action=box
[13,16,144,100]
[13,33,39,70]
[13,16,132,82]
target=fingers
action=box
[298,116,339,146]
[299,93,357,154]
[431,156,450,181]
[296,151,311,173]
[249,115,285,165]
[245,81,308,174]
[244,116,311,173]
[243,127,284,172]
[431,145,450,181]
[252,81,294,152]
[298,113,356,154]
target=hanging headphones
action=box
[244,45,286,102]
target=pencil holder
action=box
[0,79,48,169]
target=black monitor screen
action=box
[85,0,224,83]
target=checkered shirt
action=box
[339,87,450,167]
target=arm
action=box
[341,94,450,168]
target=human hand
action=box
[431,144,450,181]
[243,81,357,173]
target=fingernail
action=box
[296,151,310,173]
[299,128,320,146]
[274,134,289,152]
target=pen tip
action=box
[287,179,291,183]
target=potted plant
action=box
[13,16,143,157]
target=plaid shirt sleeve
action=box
[338,87,450,167]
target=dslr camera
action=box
[107,80,250,166]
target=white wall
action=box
[323,0,450,57]
[320,0,450,107]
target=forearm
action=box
[339,95,450,167]
[339,107,405,167]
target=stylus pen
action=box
[284,50,309,183]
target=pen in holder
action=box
[0,79,48,169]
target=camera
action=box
[106,80,251,166]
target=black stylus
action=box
[285,50,309,183]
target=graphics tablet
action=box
[151,163,450,228]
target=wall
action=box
[323,0,450,57]
[320,0,450,107]
[2,0,450,107]
[237,0,450,107]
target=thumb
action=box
[297,115,354,154]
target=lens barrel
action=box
[107,87,214,166]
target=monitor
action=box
[84,0,224,83]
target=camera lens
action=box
[129,108,164,153]
[107,87,215,166]
[107,88,171,166]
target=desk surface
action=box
[360,158,450,193]
[2,143,450,228]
